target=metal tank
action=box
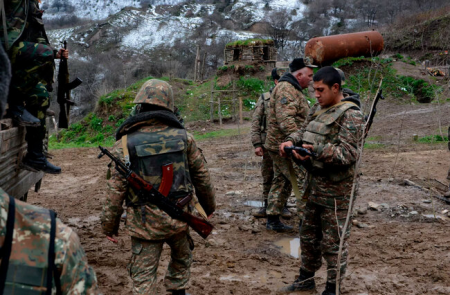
[304,31,384,66]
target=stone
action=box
[422,200,432,204]
[368,202,381,211]
[409,211,419,215]
[220,224,231,230]
[357,207,368,215]
[441,209,449,215]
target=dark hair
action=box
[313,66,341,90]
[271,68,280,81]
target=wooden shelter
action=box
[224,39,276,68]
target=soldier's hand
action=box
[254,147,264,157]
[279,141,293,157]
[55,48,69,59]
[106,235,118,243]
[293,144,314,161]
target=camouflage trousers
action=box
[261,147,274,202]
[9,41,54,139]
[128,231,192,294]
[266,151,306,216]
[300,201,352,284]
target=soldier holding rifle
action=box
[280,66,364,295]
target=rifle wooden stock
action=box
[98,146,214,239]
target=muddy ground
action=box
[29,98,450,294]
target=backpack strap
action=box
[0,195,16,292]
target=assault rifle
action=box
[283,146,317,172]
[57,40,82,128]
[98,146,214,239]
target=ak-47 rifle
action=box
[97,145,214,239]
[364,78,385,137]
[57,40,82,128]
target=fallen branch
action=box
[404,179,450,205]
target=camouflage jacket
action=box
[251,87,274,148]
[287,99,364,209]
[0,0,50,49]
[264,73,310,152]
[101,113,215,241]
[0,189,100,294]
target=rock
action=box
[422,200,432,204]
[357,207,368,215]
[220,224,231,230]
[352,219,372,228]
[368,202,381,211]
[441,209,449,215]
[238,225,252,231]
[225,190,243,196]
[409,211,419,215]
[380,203,390,210]
[251,227,261,234]
[226,261,235,268]
[444,191,450,198]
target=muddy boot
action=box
[281,207,292,219]
[322,282,338,295]
[8,104,41,127]
[266,215,293,232]
[279,269,315,293]
[171,290,190,295]
[22,135,61,174]
[253,199,267,218]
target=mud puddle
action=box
[274,237,301,258]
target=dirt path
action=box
[28,101,450,294]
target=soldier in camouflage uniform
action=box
[1,0,69,174]
[264,58,316,232]
[251,67,292,219]
[101,79,216,295]
[0,43,11,116]
[0,188,100,294]
[279,66,364,295]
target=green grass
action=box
[226,38,274,47]
[192,127,250,141]
[332,56,442,102]
[364,143,386,149]
[417,134,448,143]
[48,134,116,150]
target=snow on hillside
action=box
[42,0,185,20]
[44,0,307,52]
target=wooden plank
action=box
[4,170,44,199]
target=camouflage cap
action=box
[133,79,174,112]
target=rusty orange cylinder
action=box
[304,31,384,66]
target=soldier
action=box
[264,58,316,232]
[279,66,364,295]
[1,0,69,174]
[251,67,291,219]
[101,79,216,295]
[0,188,100,294]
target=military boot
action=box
[279,269,315,293]
[22,134,61,174]
[8,104,41,127]
[322,282,338,295]
[171,290,190,295]
[252,199,267,218]
[266,215,293,232]
[281,207,292,219]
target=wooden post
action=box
[194,45,201,81]
[201,52,207,81]
[239,97,243,124]
[210,81,214,122]
[218,96,222,127]
[232,80,236,121]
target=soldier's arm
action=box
[57,222,101,294]
[100,140,126,237]
[285,103,318,145]
[315,109,365,166]
[250,95,264,148]
[275,86,308,137]
[187,134,216,216]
